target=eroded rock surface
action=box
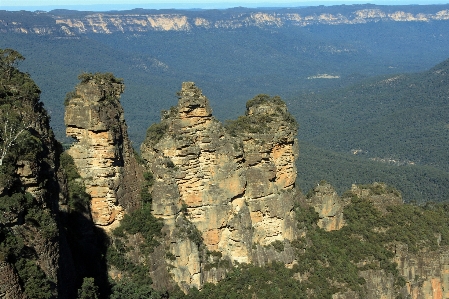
[0,261,26,299]
[65,73,143,227]
[306,182,345,231]
[141,82,299,290]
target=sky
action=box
[0,0,446,11]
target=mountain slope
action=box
[291,57,449,174]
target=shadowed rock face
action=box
[0,261,26,299]
[65,74,143,228]
[141,82,299,290]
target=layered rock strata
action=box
[141,82,299,290]
[65,74,143,227]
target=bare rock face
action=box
[141,82,299,290]
[393,244,449,299]
[65,73,143,227]
[306,182,345,231]
[0,261,26,299]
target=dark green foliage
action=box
[112,204,163,253]
[109,278,163,299]
[0,48,47,168]
[60,151,91,212]
[225,94,297,137]
[176,216,203,247]
[140,171,154,205]
[296,141,449,203]
[225,115,269,136]
[184,262,306,299]
[270,240,285,252]
[291,194,449,298]
[144,123,168,147]
[295,204,320,230]
[106,204,164,298]
[77,277,100,299]
[0,192,33,224]
[78,72,124,85]
[0,48,57,299]
[25,207,58,239]
[15,259,54,299]
[245,94,284,110]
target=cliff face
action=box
[140,82,298,290]
[0,49,68,298]
[2,6,449,35]
[65,73,143,228]
[307,183,449,299]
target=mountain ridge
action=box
[1,4,449,35]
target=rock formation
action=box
[308,183,449,299]
[140,82,299,290]
[65,73,143,228]
[306,182,345,231]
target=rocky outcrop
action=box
[65,73,143,228]
[141,82,298,291]
[306,182,345,231]
[313,183,449,299]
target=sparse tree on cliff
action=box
[0,110,29,166]
[77,277,100,299]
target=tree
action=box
[77,277,100,299]
[0,109,29,166]
[0,48,24,81]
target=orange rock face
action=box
[141,83,299,290]
[65,74,143,228]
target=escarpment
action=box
[140,82,299,290]
[64,73,144,228]
[304,182,449,299]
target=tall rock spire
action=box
[65,73,143,228]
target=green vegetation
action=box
[110,278,164,299]
[140,171,154,204]
[112,204,163,254]
[270,240,285,252]
[60,151,91,212]
[15,259,54,299]
[144,122,168,147]
[296,141,449,203]
[77,277,100,299]
[225,94,297,136]
[0,48,57,299]
[78,72,124,85]
[184,262,305,299]
[245,94,285,110]
[3,10,449,297]
[106,201,164,297]
[106,211,162,298]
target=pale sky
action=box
[0,0,444,10]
